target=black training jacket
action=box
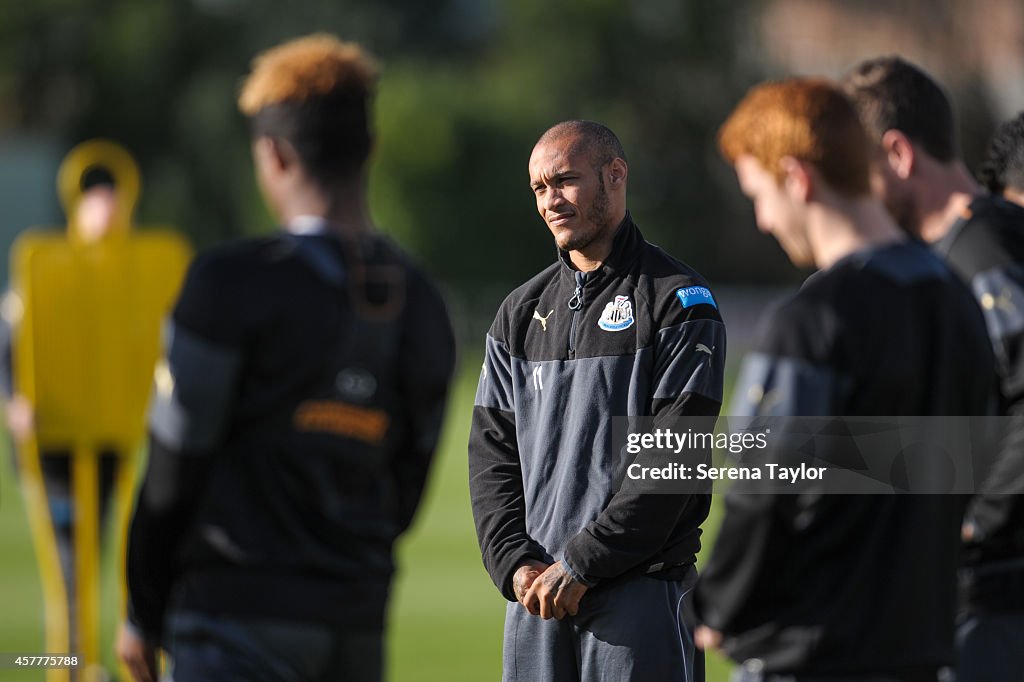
[695,240,995,676]
[469,213,726,601]
[936,196,1024,602]
[126,227,455,642]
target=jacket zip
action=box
[567,271,585,358]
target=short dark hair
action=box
[978,111,1024,195]
[239,34,378,181]
[536,120,628,172]
[841,56,959,162]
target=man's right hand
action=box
[116,622,158,682]
[512,559,549,609]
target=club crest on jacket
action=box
[598,295,635,332]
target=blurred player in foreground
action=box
[117,34,455,682]
[978,110,1024,208]
[695,78,994,681]
[843,57,1024,681]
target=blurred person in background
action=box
[0,167,121,641]
[978,110,1024,208]
[469,119,725,681]
[843,57,1024,681]
[695,78,994,681]
[117,34,455,682]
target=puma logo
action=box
[696,343,714,356]
[533,309,554,331]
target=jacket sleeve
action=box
[693,475,793,635]
[469,329,546,601]
[391,274,456,535]
[965,400,1024,544]
[695,306,838,633]
[125,255,244,643]
[963,264,1024,544]
[562,303,727,585]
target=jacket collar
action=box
[557,211,644,281]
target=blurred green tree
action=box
[0,0,797,299]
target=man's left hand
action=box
[523,561,588,620]
[695,625,723,652]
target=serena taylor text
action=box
[626,462,827,482]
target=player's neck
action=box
[281,177,373,238]
[569,236,614,272]
[918,161,981,243]
[809,196,904,270]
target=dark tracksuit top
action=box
[934,196,1024,610]
[469,213,726,601]
[695,240,995,676]
[125,227,455,642]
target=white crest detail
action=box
[598,295,635,332]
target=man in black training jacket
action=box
[843,56,1024,682]
[469,119,726,681]
[695,78,994,682]
[117,34,455,682]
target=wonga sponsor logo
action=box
[675,286,717,310]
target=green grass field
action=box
[0,355,734,681]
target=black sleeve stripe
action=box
[730,352,845,417]
[652,318,726,403]
[148,321,243,454]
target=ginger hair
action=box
[719,79,871,196]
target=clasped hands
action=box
[512,559,588,620]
